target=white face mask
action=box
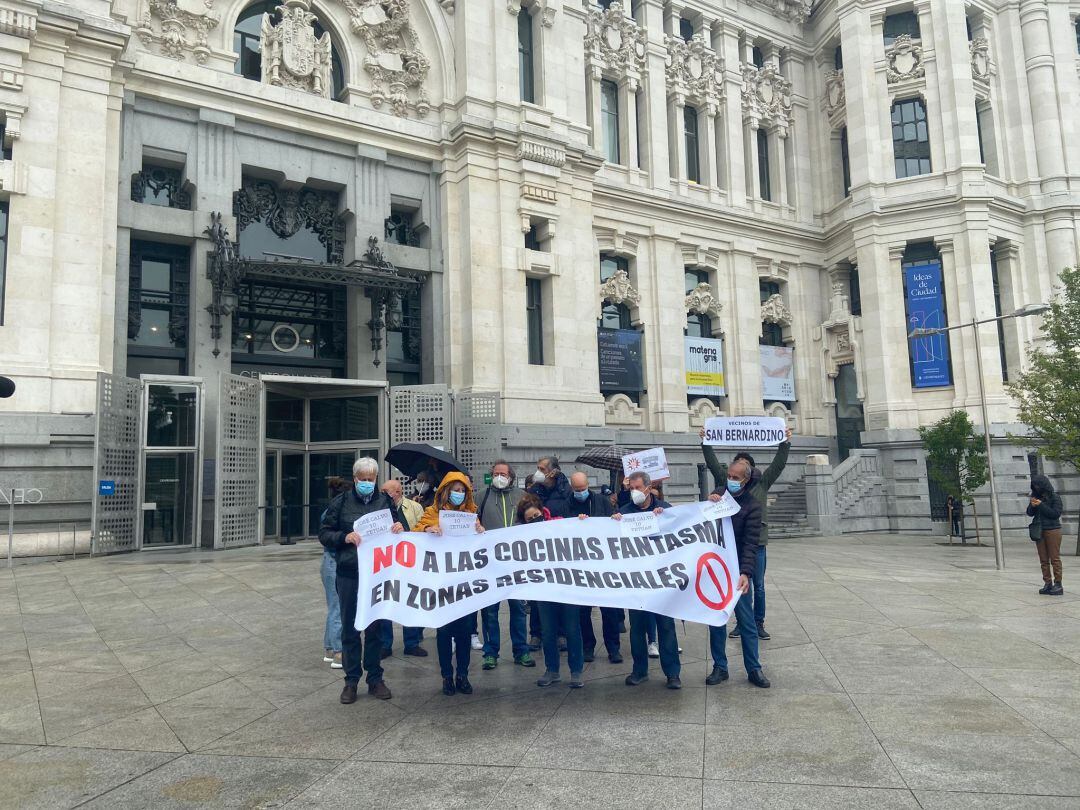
[630,489,647,506]
[533,469,547,484]
[492,474,510,490]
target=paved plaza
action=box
[2,533,1080,809]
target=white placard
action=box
[354,509,393,539]
[439,510,478,536]
[760,345,796,401]
[700,492,742,520]
[685,336,726,397]
[621,447,670,482]
[703,416,787,447]
[618,510,660,537]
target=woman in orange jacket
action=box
[416,471,485,695]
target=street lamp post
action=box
[909,303,1049,571]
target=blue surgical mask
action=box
[355,480,375,497]
[726,480,742,495]
[573,490,590,502]
[449,490,466,506]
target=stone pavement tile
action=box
[1061,738,1080,757]
[0,631,27,655]
[0,649,34,677]
[1001,695,1080,739]
[106,636,199,674]
[815,627,951,668]
[0,745,177,809]
[28,649,127,677]
[0,743,37,760]
[849,694,1039,738]
[155,678,277,750]
[833,663,993,696]
[880,733,1080,795]
[705,690,865,730]
[914,790,1080,809]
[235,670,342,709]
[702,781,920,809]
[81,753,337,809]
[745,661,844,694]
[907,621,1080,670]
[0,671,37,713]
[963,667,1080,700]
[38,673,152,743]
[494,767,702,809]
[57,707,187,753]
[288,761,511,809]
[560,678,708,724]
[520,711,704,778]
[0,702,45,744]
[702,725,905,788]
[129,654,233,704]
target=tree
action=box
[1008,265,1080,551]
[918,410,989,543]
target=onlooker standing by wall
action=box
[1028,475,1065,595]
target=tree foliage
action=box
[918,410,989,504]
[1007,266,1080,472]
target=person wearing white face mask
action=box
[527,455,575,519]
[475,461,535,669]
[570,472,623,664]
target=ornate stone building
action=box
[1,0,1078,550]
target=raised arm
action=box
[759,434,791,491]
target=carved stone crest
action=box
[742,64,793,133]
[260,0,332,97]
[341,0,430,117]
[760,293,792,326]
[665,35,724,106]
[886,34,924,85]
[600,267,641,307]
[585,1,647,84]
[135,0,219,64]
[233,177,346,264]
[824,68,845,125]
[744,0,811,23]
[685,282,722,319]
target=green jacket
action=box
[703,441,790,546]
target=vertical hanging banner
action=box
[904,261,951,388]
[684,336,726,397]
[760,345,796,401]
[598,328,644,393]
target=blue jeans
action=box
[321,550,342,652]
[752,547,766,624]
[646,613,657,644]
[481,600,528,658]
[629,610,679,677]
[709,589,761,675]
[379,621,424,652]
[538,602,584,674]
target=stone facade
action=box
[1,0,1079,549]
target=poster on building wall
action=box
[684,336,726,397]
[760,345,796,401]
[903,261,952,388]
[598,328,643,393]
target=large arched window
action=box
[233,1,345,100]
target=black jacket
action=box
[528,472,575,518]
[729,486,762,577]
[319,489,405,578]
[618,495,672,514]
[571,490,613,518]
[1027,475,1063,531]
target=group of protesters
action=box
[317,429,793,705]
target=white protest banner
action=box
[355,502,742,630]
[622,447,670,482]
[354,509,392,539]
[685,336,726,397]
[619,510,659,537]
[702,416,787,447]
[439,510,478,536]
[760,345,796,401]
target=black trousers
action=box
[580,606,623,653]
[436,615,473,679]
[336,575,385,686]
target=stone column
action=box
[671,96,686,185]
[726,246,764,416]
[700,103,716,188]
[642,0,672,191]
[588,67,603,154]
[718,23,746,205]
[773,130,788,206]
[1018,0,1067,192]
[747,122,761,199]
[619,77,639,171]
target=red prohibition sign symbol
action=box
[695,552,733,611]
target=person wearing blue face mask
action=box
[704,458,769,689]
[570,471,623,664]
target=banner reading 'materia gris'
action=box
[354,501,743,630]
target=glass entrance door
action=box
[281,452,305,540]
[141,382,201,548]
[833,364,865,462]
[308,452,358,535]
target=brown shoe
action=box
[340,684,358,704]
[368,681,392,700]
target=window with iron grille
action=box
[131,163,191,210]
[127,240,190,377]
[518,6,535,104]
[684,106,700,183]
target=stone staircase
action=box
[767,478,821,539]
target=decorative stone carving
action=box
[760,293,792,326]
[0,8,36,38]
[439,0,454,12]
[685,282,722,319]
[764,401,791,420]
[135,0,219,64]
[665,35,724,107]
[259,0,332,97]
[605,393,644,427]
[741,64,793,133]
[600,267,640,308]
[688,397,723,427]
[885,34,924,85]
[233,177,345,264]
[341,0,431,117]
[0,104,25,145]
[508,0,555,27]
[744,0,811,24]
[824,68,845,126]
[584,1,646,84]
[969,37,989,80]
[517,140,566,167]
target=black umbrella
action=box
[574,445,631,472]
[385,442,466,479]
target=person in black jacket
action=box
[319,457,405,704]
[1028,474,1065,595]
[570,471,624,664]
[705,459,770,688]
[614,471,682,690]
[528,455,574,518]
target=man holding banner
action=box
[570,471,623,665]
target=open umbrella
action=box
[574,445,631,472]
[385,442,466,480]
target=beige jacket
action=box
[398,496,424,530]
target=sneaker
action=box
[608,649,623,664]
[583,648,595,663]
[666,676,682,690]
[647,642,659,658]
[1049,583,1064,596]
[368,681,392,700]
[536,670,562,687]
[442,677,456,696]
[456,676,473,695]
[470,634,483,651]
[340,684,357,704]
[705,665,729,685]
[1039,582,1054,595]
[677,645,683,653]
[757,623,771,641]
[482,655,497,670]
[569,672,584,688]
[514,653,537,668]
[528,636,542,651]
[404,645,428,657]
[730,624,742,638]
[323,649,334,663]
[624,672,649,686]
[331,652,343,669]
[748,669,771,689]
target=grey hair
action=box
[729,458,752,480]
[352,457,380,477]
[626,470,651,486]
[539,455,560,470]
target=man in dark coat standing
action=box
[528,455,575,518]
[570,471,623,664]
[705,458,770,688]
[319,456,405,704]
